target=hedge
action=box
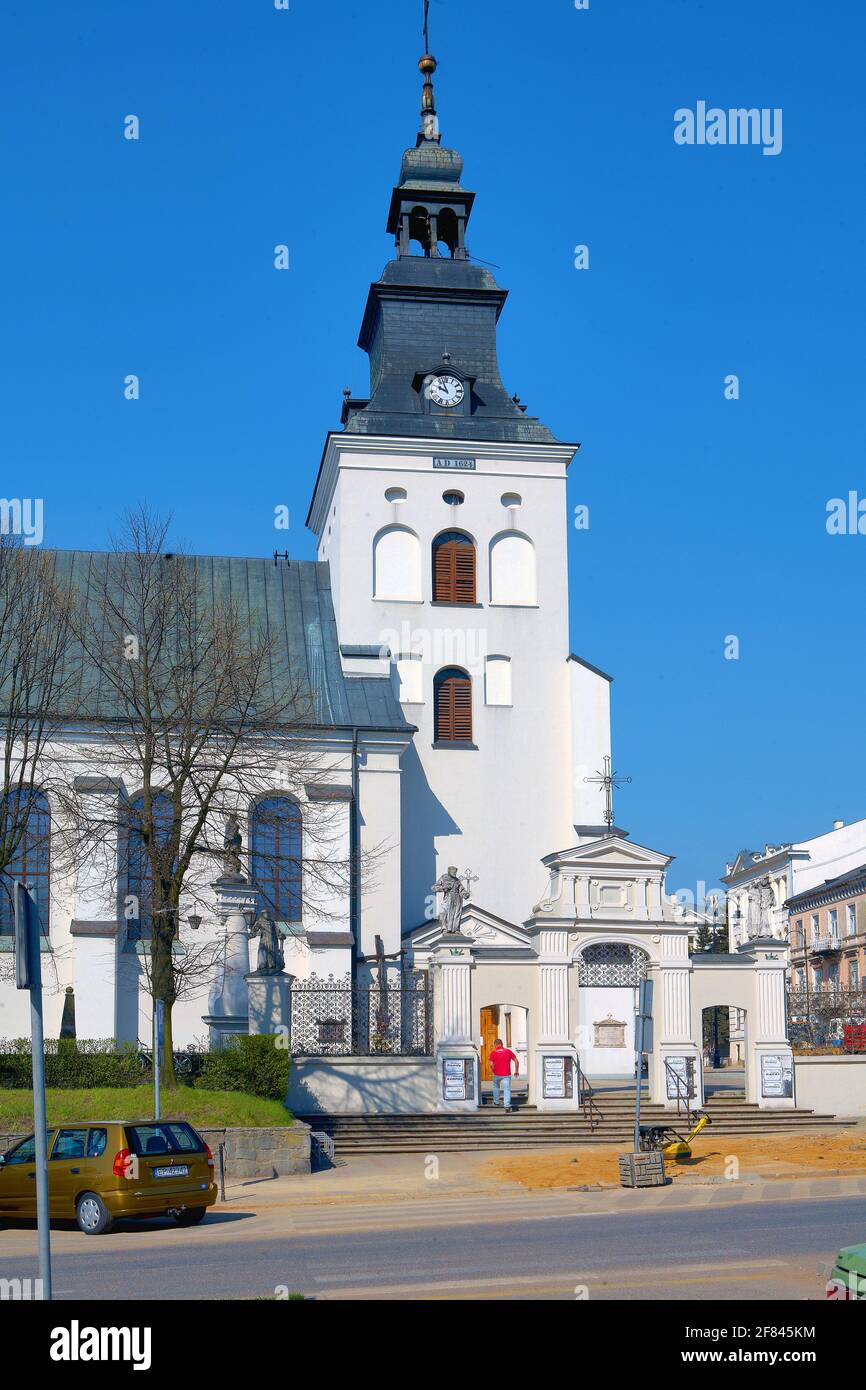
[195,1035,289,1101]
[0,1035,288,1101]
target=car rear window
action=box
[125,1122,204,1157]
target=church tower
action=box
[307,47,612,938]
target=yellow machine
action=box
[662,1111,711,1161]
[638,1111,712,1161]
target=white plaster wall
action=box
[569,658,613,827]
[577,985,636,1075]
[794,1056,866,1118]
[313,438,603,932]
[288,1056,438,1114]
[794,819,866,894]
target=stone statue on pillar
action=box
[747,875,774,939]
[249,907,285,974]
[222,814,243,876]
[432,866,470,935]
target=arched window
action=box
[373,526,422,601]
[126,793,173,941]
[0,789,51,936]
[432,530,476,604]
[490,531,536,606]
[251,797,302,924]
[434,667,473,743]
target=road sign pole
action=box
[14,880,52,1300]
[153,999,163,1121]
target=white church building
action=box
[0,48,797,1118]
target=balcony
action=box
[811,936,842,955]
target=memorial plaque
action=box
[594,1015,627,1048]
[760,1053,793,1099]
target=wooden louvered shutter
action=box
[433,535,475,603]
[435,672,472,743]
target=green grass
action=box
[0,1087,293,1132]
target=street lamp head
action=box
[187,912,203,932]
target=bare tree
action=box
[61,509,355,1085]
[0,537,76,967]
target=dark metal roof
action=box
[44,551,410,734]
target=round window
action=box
[501,492,522,508]
[443,490,465,506]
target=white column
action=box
[203,875,256,1046]
[651,932,703,1109]
[535,928,579,1111]
[433,937,478,1110]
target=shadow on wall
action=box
[288,1058,437,1116]
[398,741,462,932]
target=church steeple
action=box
[340,32,560,446]
[387,51,474,260]
[419,52,440,143]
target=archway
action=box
[701,1004,747,1097]
[575,942,648,1082]
[478,1001,528,1097]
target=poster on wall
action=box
[760,1053,793,1099]
[443,1057,473,1101]
[542,1055,573,1099]
[665,1055,696,1100]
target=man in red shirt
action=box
[489,1038,519,1112]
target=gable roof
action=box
[42,551,410,733]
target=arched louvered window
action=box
[0,789,51,936]
[251,797,302,924]
[434,667,473,743]
[432,531,476,604]
[126,793,173,942]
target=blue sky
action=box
[3,1,864,896]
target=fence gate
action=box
[289,973,433,1057]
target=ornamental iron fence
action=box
[787,988,866,1050]
[289,973,433,1057]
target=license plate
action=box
[152,1164,189,1179]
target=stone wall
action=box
[288,1055,437,1114]
[794,1055,866,1118]
[0,1124,311,1180]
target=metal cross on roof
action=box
[584,755,632,829]
[460,869,479,897]
[423,0,430,50]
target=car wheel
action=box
[76,1192,114,1235]
[174,1206,207,1227]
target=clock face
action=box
[427,374,465,408]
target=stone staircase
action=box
[299,1093,848,1155]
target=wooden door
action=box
[480,1006,500,1081]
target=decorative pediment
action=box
[543,834,672,874]
[405,902,534,953]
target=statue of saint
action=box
[249,908,285,974]
[431,866,469,935]
[223,814,243,876]
[747,876,774,938]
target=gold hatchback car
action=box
[0,1120,218,1234]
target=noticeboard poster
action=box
[760,1053,794,1099]
[442,1057,473,1101]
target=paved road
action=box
[1,1190,862,1300]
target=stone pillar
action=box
[433,934,479,1111]
[203,875,256,1047]
[740,937,795,1109]
[534,928,579,1111]
[70,776,123,1040]
[651,933,704,1110]
[246,971,293,1037]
